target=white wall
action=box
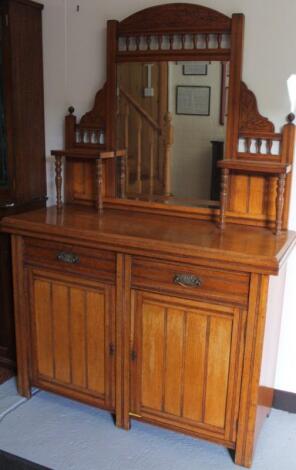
[41,0,296,393]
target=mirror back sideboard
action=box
[62,3,295,232]
[2,4,296,469]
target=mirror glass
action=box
[116,60,229,207]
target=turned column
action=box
[96,158,103,214]
[55,156,63,210]
[120,152,126,199]
[136,116,142,194]
[275,173,286,235]
[220,168,229,228]
[124,102,130,192]
[163,112,173,197]
[149,128,155,196]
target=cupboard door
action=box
[29,269,115,411]
[130,291,245,443]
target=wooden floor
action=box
[0,367,14,385]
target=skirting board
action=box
[273,389,296,413]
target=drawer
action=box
[24,238,116,283]
[132,257,250,306]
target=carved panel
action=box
[118,4,231,34]
[239,82,275,134]
[79,84,107,129]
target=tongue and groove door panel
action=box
[28,268,115,411]
[130,290,245,444]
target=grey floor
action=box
[0,379,295,470]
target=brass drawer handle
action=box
[173,273,202,288]
[57,252,80,265]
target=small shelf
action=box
[51,148,127,213]
[218,159,292,175]
[217,159,292,234]
[51,148,126,160]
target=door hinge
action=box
[109,343,115,356]
[131,350,137,361]
[5,14,8,27]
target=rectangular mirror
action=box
[116,60,229,207]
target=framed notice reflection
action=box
[183,62,208,75]
[176,86,211,116]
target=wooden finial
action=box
[287,112,295,123]
[68,106,75,115]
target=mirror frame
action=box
[103,3,244,215]
[102,3,244,213]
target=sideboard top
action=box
[2,205,296,275]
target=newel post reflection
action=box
[54,155,63,210]
[219,168,229,229]
[163,112,174,197]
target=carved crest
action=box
[119,3,231,34]
[79,84,107,128]
[239,81,275,134]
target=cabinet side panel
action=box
[255,266,287,441]
[235,274,269,467]
[11,235,31,397]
